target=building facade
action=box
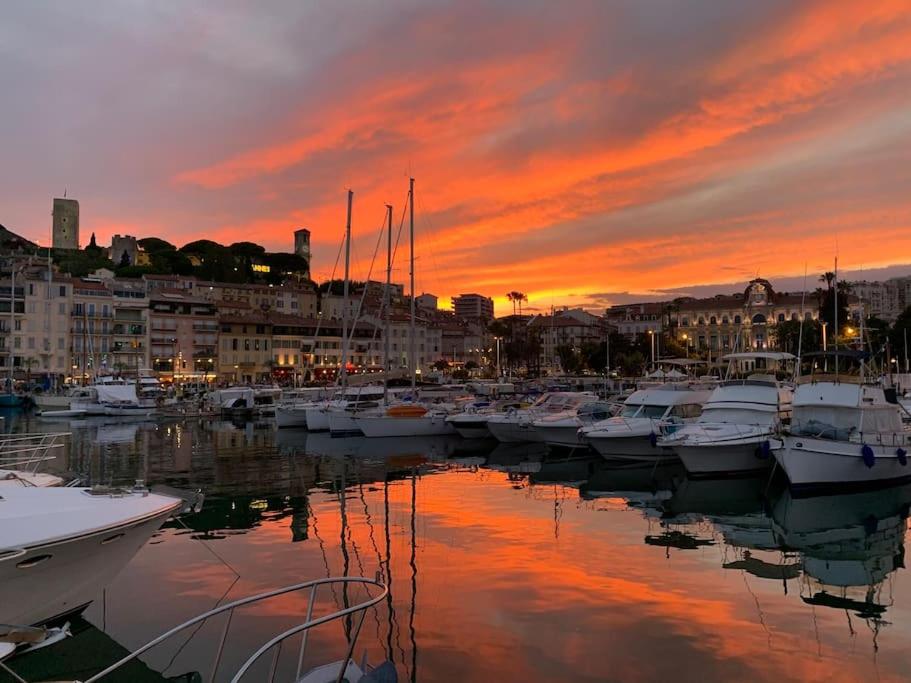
[149,291,218,382]
[674,279,817,353]
[452,293,494,321]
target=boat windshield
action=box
[620,404,666,418]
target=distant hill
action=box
[0,224,38,251]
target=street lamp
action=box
[647,329,655,371]
[681,333,689,359]
[494,336,502,379]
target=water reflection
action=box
[3,417,911,682]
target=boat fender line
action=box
[755,440,772,460]
[897,448,908,466]
[861,444,875,468]
[649,432,658,448]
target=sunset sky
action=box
[4,0,911,312]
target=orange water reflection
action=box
[33,420,911,681]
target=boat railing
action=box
[81,576,388,683]
[0,433,69,474]
[661,422,772,442]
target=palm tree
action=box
[506,291,524,316]
[518,292,528,317]
[819,271,835,291]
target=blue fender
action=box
[897,448,908,466]
[861,444,875,468]
[649,432,658,448]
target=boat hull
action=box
[536,424,587,449]
[775,436,911,492]
[305,408,330,432]
[676,442,773,477]
[586,433,676,462]
[0,497,180,627]
[356,415,456,438]
[33,395,72,410]
[486,419,540,444]
[328,412,364,437]
[446,417,491,439]
[275,407,309,429]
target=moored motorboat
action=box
[532,400,614,449]
[774,373,911,491]
[486,392,597,444]
[662,356,794,476]
[445,397,530,439]
[0,485,183,627]
[581,385,711,461]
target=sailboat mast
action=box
[8,265,15,387]
[340,190,353,388]
[833,257,838,382]
[409,177,416,392]
[384,203,392,404]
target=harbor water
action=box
[3,412,911,681]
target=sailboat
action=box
[356,179,457,439]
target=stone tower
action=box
[294,228,311,276]
[52,197,80,249]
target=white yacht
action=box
[69,383,155,418]
[318,386,389,436]
[445,398,530,438]
[532,400,615,449]
[305,387,382,433]
[663,355,794,475]
[274,387,331,428]
[774,375,911,491]
[486,392,597,443]
[580,385,711,461]
[355,403,457,438]
[0,485,183,628]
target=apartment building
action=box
[109,278,150,375]
[149,290,218,382]
[71,279,114,381]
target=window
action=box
[59,303,66,315]
[58,338,64,350]
[777,313,785,322]
[681,318,689,327]
[59,286,66,297]
[254,339,260,351]
[734,315,742,324]
[244,339,250,351]
[27,337,34,349]
[88,303,95,316]
[709,316,717,325]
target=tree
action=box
[432,359,451,371]
[556,344,581,373]
[85,233,103,257]
[138,237,176,253]
[149,249,194,276]
[773,318,821,356]
[818,280,851,339]
[506,291,527,316]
